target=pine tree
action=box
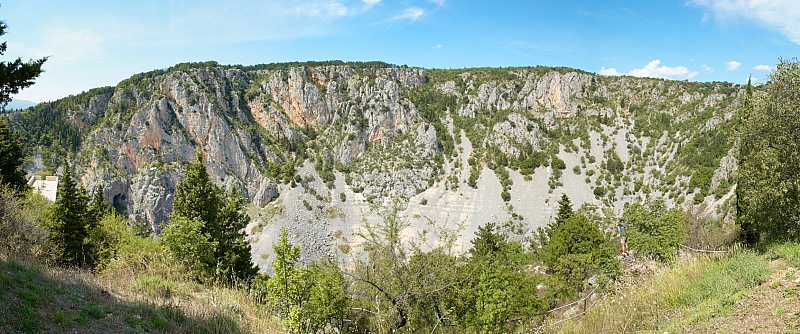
[164,150,256,282]
[0,118,26,192]
[88,186,108,226]
[0,19,47,109]
[216,189,257,281]
[540,214,618,296]
[45,166,91,267]
[172,150,221,226]
[554,193,574,229]
[533,193,575,251]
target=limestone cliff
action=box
[11,61,744,269]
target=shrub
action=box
[0,186,47,258]
[623,199,686,262]
[593,186,606,198]
[540,214,619,296]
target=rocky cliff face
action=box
[13,62,744,269]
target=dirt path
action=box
[700,185,736,217]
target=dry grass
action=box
[0,253,283,333]
[552,250,771,333]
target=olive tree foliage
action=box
[622,199,686,262]
[737,59,800,242]
[162,151,257,283]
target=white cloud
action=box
[701,64,714,72]
[600,60,698,79]
[432,44,443,49]
[391,7,426,22]
[628,60,697,79]
[754,64,773,71]
[726,60,742,71]
[599,67,622,76]
[691,0,800,45]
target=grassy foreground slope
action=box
[553,243,800,333]
[0,254,281,333]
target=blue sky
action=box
[4,0,799,102]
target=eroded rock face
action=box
[489,113,542,158]
[25,62,743,239]
[55,65,429,229]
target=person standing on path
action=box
[618,220,628,256]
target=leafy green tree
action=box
[0,184,47,257]
[0,19,47,109]
[737,59,800,242]
[164,151,256,282]
[540,214,618,296]
[267,227,304,321]
[303,260,350,333]
[160,216,216,277]
[623,199,686,262]
[349,208,460,332]
[448,222,547,332]
[44,166,92,267]
[256,228,350,333]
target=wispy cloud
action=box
[701,64,714,72]
[754,64,773,71]
[726,60,741,71]
[691,0,800,45]
[432,44,443,49]
[293,1,350,18]
[600,59,698,79]
[390,7,426,22]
